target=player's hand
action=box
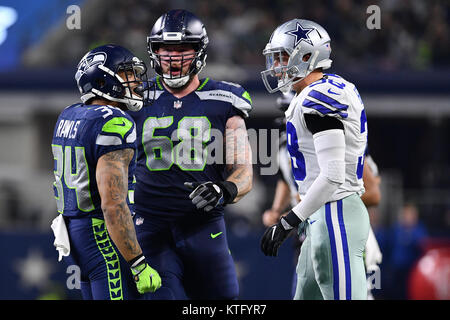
[130,257,162,294]
[184,181,237,212]
[262,209,282,227]
[260,211,302,257]
[185,181,223,212]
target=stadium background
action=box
[0,0,448,300]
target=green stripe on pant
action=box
[92,218,124,300]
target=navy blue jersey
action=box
[51,103,137,219]
[129,77,252,219]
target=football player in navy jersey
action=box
[128,10,253,299]
[51,44,161,299]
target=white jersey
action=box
[285,73,367,201]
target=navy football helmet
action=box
[147,9,209,88]
[75,44,153,111]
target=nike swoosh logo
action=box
[327,88,340,95]
[271,226,277,240]
[210,232,223,239]
[309,220,317,225]
[114,121,126,126]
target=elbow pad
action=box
[313,129,346,185]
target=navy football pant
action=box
[134,213,239,300]
[64,217,141,300]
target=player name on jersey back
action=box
[55,119,82,139]
[51,103,137,219]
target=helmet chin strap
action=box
[162,74,191,88]
[96,64,144,111]
[279,81,293,94]
[91,88,143,111]
[278,72,304,94]
[123,94,144,111]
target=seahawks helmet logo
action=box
[75,52,107,82]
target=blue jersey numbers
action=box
[286,121,306,181]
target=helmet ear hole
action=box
[302,53,311,62]
[96,78,106,88]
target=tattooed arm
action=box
[225,115,253,202]
[96,148,142,262]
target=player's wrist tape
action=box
[215,181,238,204]
[128,253,146,269]
[282,210,302,229]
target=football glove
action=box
[129,254,161,294]
[184,181,238,212]
[260,210,302,257]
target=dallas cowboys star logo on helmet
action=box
[285,22,314,46]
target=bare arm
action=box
[271,179,292,214]
[96,148,142,262]
[224,115,253,202]
[262,179,291,226]
[361,157,381,207]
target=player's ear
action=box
[302,53,311,62]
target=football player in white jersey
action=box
[260,19,370,300]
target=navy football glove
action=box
[184,181,237,212]
[260,211,302,257]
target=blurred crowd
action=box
[24,0,450,75]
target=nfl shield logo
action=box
[173,100,183,109]
[135,217,144,226]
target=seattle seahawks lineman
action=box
[260,19,370,300]
[51,44,161,299]
[128,10,253,299]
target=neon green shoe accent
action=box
[92,218,123,300]
[242,90,252,104]
[210,232,223,239]
[102,117,133,139]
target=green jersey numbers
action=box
[52,144,94,213]
[142,116,211,172]
[143,116,174,171]
[52,144,64,213]
[175,117,211,171]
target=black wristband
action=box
[215,181,238,204]
[128,253,145,268]
[284,210,302,228]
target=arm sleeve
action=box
[291,128,346,221]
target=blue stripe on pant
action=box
[325,200,352,300]
[325,202,339,299]
[337,200,352,300]
[295,194,369,300]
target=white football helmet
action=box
[261,19,332,94]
